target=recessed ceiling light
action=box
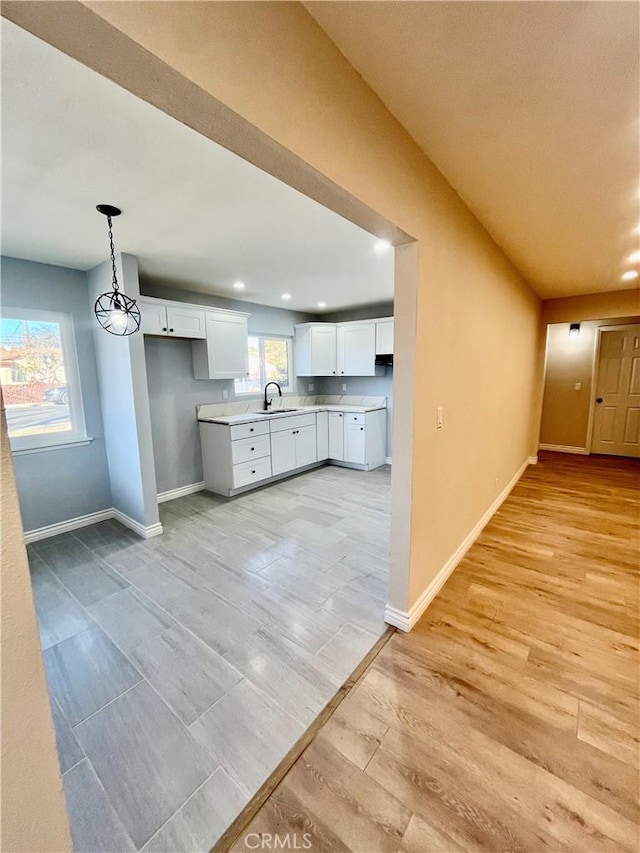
[374,239,391,253]
[233,281,245,290]
[281,293,292,301]
[621,270,639,281]
[628,250,640,263]
[317,301,327,308]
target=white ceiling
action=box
[0,19,394,313]
[306,1,640,299]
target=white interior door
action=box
[591,324,640,457]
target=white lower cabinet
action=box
[200,407,385,497]
[328,412,345,461]
[232,456,272,489]
[345,421,366,464]
[316,411,329,461]
[295,424,318,468]
[270,414,317,475]
[270,429,297,476]
[330,409,385,470]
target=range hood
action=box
[375,353,393,367]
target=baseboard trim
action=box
[157,481,205,503]
[384,456,392,465]
[112,509,164,539]
[539,444,588,455]
[24,507,164,543]
[24,509,114,544]
[528,455,539,464]
[384,456,532,633]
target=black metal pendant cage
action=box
[94,290,141,336]
[94,203,141,336]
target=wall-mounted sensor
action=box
[569,323,581,338]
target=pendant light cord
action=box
[106,215,119,292]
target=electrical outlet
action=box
[308,383,314,392]
[222,389,228,400]
[436,406,443,429]
[342,383,347,391]
[574,382,582,391]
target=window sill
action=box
[11,437,94,456]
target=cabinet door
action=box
[310,326,337,375]
[316,411,329,461]
[139,301,168,335]
[328,412,344,460]
[337,323,376,376]
[270,429,297,476]
[375,320,394,355]
[166,305,206,339]
[203,312,248,379]
[295,424,317,468]
[345,422,366,464]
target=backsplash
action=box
[197,395,387,420]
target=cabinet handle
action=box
[251,470,256,474]
[341,371,344,374]
[169,328,174,333]
[250,428,254,432]
[339,414,342,418]
[162,327,167,332]
[251,447,255,451]
[332,370,336,374]
[360,427,364,431]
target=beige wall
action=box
[0,397,72,852]
[540,316,640,449]
[542,288,639,324]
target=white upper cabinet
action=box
[294,324,337,376]
[295,318,391,377]
[192,311,249,380]
[375,319,394,355]
[336,322,377,376]
[139,299,205,339]
[166,305,206,339]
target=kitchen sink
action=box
[251,408,301,415]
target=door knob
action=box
[596,397,603,404]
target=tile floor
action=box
[29,464,390,852]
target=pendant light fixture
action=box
[94,204,141,336]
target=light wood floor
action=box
[226,452,640,852]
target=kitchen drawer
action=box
[346,412,365,425]
[232,456,272,489]
[269,412,316,433]
[230,420,270,441]
[231,433,271,465]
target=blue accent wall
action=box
[1,257,112,530]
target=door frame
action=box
[586,323,639,454]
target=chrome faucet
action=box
[263,381,282,411]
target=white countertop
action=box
[198,403,385,425]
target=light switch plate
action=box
[574,382,582,391]
[308,383,314,391]
[342,383,347,391]
[222,389,229,399]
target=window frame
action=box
[234,333,294,396]
[1,307,89,453]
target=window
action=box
[0,308,88,452]
[234,335,293,395]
